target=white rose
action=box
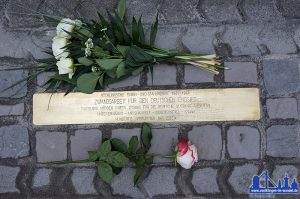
[176,139,198,169]
[52,36,70,60]
[56,18,82,38]
[56,58,74,79]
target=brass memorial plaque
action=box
[33,88,260,125]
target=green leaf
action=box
[125,46,154,67]
[107,151,129,167]
[99,73,105,87]
[77,73,100,94]
[96,59,123,70]
[117,45,130,57]
[128,136,138,154]
[141,123,152,150]
[132,66,144,76]
[97,140,111,158]
[78,57,94,66]
[94,46,110,58]
[88,151,98,161]
[135,156,145,168]
[145,156,154,165]
[150,14,158,47]
[137,17,145,44]
[78,28,94,38]
[116,61,128,78]
[134,166,144,185]
[106,70,117,78]
[111,166,122,175]
[111,138,128,153]
[117,0,126,20]
[132,17,139,44]
[97,162,113,183]
[50,73,76,85]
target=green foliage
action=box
[107,151,129,167]
[51,123,156,185]
[128,136,138,154]
[111,138,128,153]
[96,59,123,70]
[125,46,155,68]
[78,57,94,66]
[117,0,126,20]
[77,72,100,94]
[97,140,112,157]
[150,14,158,47]
[141,123,152,150]
[97,162,113,183]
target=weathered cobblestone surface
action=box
[227,126,260,159]
[0,125,29,158]
[32,168,52,188]
[0,0,300,198]
[0,166,20,193]
[192,167,220,194]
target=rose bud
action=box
[176,139,198,169]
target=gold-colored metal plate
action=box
[33,88,260,125]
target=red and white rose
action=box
[176,139,198,169]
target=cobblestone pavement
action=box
[0,0,300,198]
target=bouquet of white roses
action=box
[4,0,222,94]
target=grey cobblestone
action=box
[184,65,215,83]
[148,128,178,163]
[0,166,20,193]
[0,125,29,158]
[142,167,177,198]
[148,64,177,86]
[182,26,219,54]
[201,0,242,23]
[192,167,220,194]
[154,27,183,49]
[0,103,24,116]
[188,125,222,160]
[76,0,118,21]
[37,72,56,87]
[267,98,298,119]
[259,26,297,54]
[1,0,300,198]
[32,168,52,188]
[224,62,258,83]
[222,25,261,56]
[36,131,67,162]
[160,0,202,24]
[111,168,144,198]
[243,0,283,22]
[125,0,160,24]
[266,125,299,158]
[277,0,300,19]
[0,68,28,98]
[228,164,258,194]
[0,28,53,59]
[5,0,43,28]
[72,168,97,195]
[263,59,300,96]
[227,126,260,159]
[71,129,102,160]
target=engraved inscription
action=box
[33,88,260,125]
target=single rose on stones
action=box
[175,139,198,169]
